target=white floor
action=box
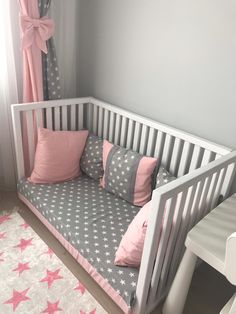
[0,191,235,314]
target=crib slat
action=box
[54,106,60,130]
[166,182,199,288]
[149,195,178,303]
[155,190,188,300]
[78,104,84,130]
[120,116,128,147]
[35,109,43,129]
[139,125,149,155]
[189,145,202,172]
[133,122,141,152]
[177,142,192,177]
[135,195,167,314]
[62,106,68,130]
[86,102,93,132]
[126,119,135,149]
[114,114,121,145]
[154,131,166,161]
[210,167,227,211]
[188,179,206,229]
[220,163,236,199]
[203,170,221,216]
[146,127,156,157]
[108,111,115,142]
[26,111,35,171]
[169,138,182,176]
[97,106,103,137]
[162,134,173,169]
[92,105,98,135]
[103,109,109,139]
[201,149,213,166]
[46,107,53,130]
[70,104,76,130]
[195,174,214,222]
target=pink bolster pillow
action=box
[28,128,89,184]
[114,201,151,267]
[115,165,176,267]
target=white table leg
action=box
[162,249,197,314]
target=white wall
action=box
[78,0,236,151]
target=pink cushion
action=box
[28,128,89,184]
[102,140,157,206]
[114,201,151,267]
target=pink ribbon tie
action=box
[20,15,55,54]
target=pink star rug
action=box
[0,211,107,314]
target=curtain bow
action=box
[20,15,54,54]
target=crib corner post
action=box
[134,190,166,314]
[11,104,25,180]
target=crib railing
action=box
[12,97,231,180]
[87,98,230,180]
[134,151,236,314]
[11,97,236,314]
[11,97,89,179]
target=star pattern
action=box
[40,269,63,288]
[0,232,6,239]
[0,212,107,314]
[155,166,176,188]
[14,238,33,252]
[74,281,86,295]
[4,288,30,311]
[41,300,62,314]
[81,135,104,180]
[104,146,143,204]
[80,309,96,314]
[20,222,30,229]
[18,176,139,305]
[42,247,54,259]
[13,262,30,276]
[0,214,11,225]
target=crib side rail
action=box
[134,151,236,314]
[12,96,231,180]
[88,98,231,178]
[11,97,90,179]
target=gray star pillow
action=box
[155,166,176,189]
[80,134,104,180]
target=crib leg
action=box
[162,249,197,314]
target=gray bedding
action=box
[18,175,140,307]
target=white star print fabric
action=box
[155,166,176,189]
[18,175,140,307]
[80,135,104,180]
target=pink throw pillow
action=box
[114,201,151,267]
[102,140,157,206]
[28,128,89,184]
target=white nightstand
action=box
[163,194,236,314]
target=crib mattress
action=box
[18,175,140,311]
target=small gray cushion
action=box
[80,134,103,180]
[155,166,176,188]
[104,145,143,204]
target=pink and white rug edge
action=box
[0,210,107,314]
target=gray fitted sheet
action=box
[18,175,140,307]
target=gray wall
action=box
[78,0,236,149]
[77,0,236,192]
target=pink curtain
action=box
[18,0,54,175]
[18,0,43,102]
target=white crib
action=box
[11,97,236,314]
